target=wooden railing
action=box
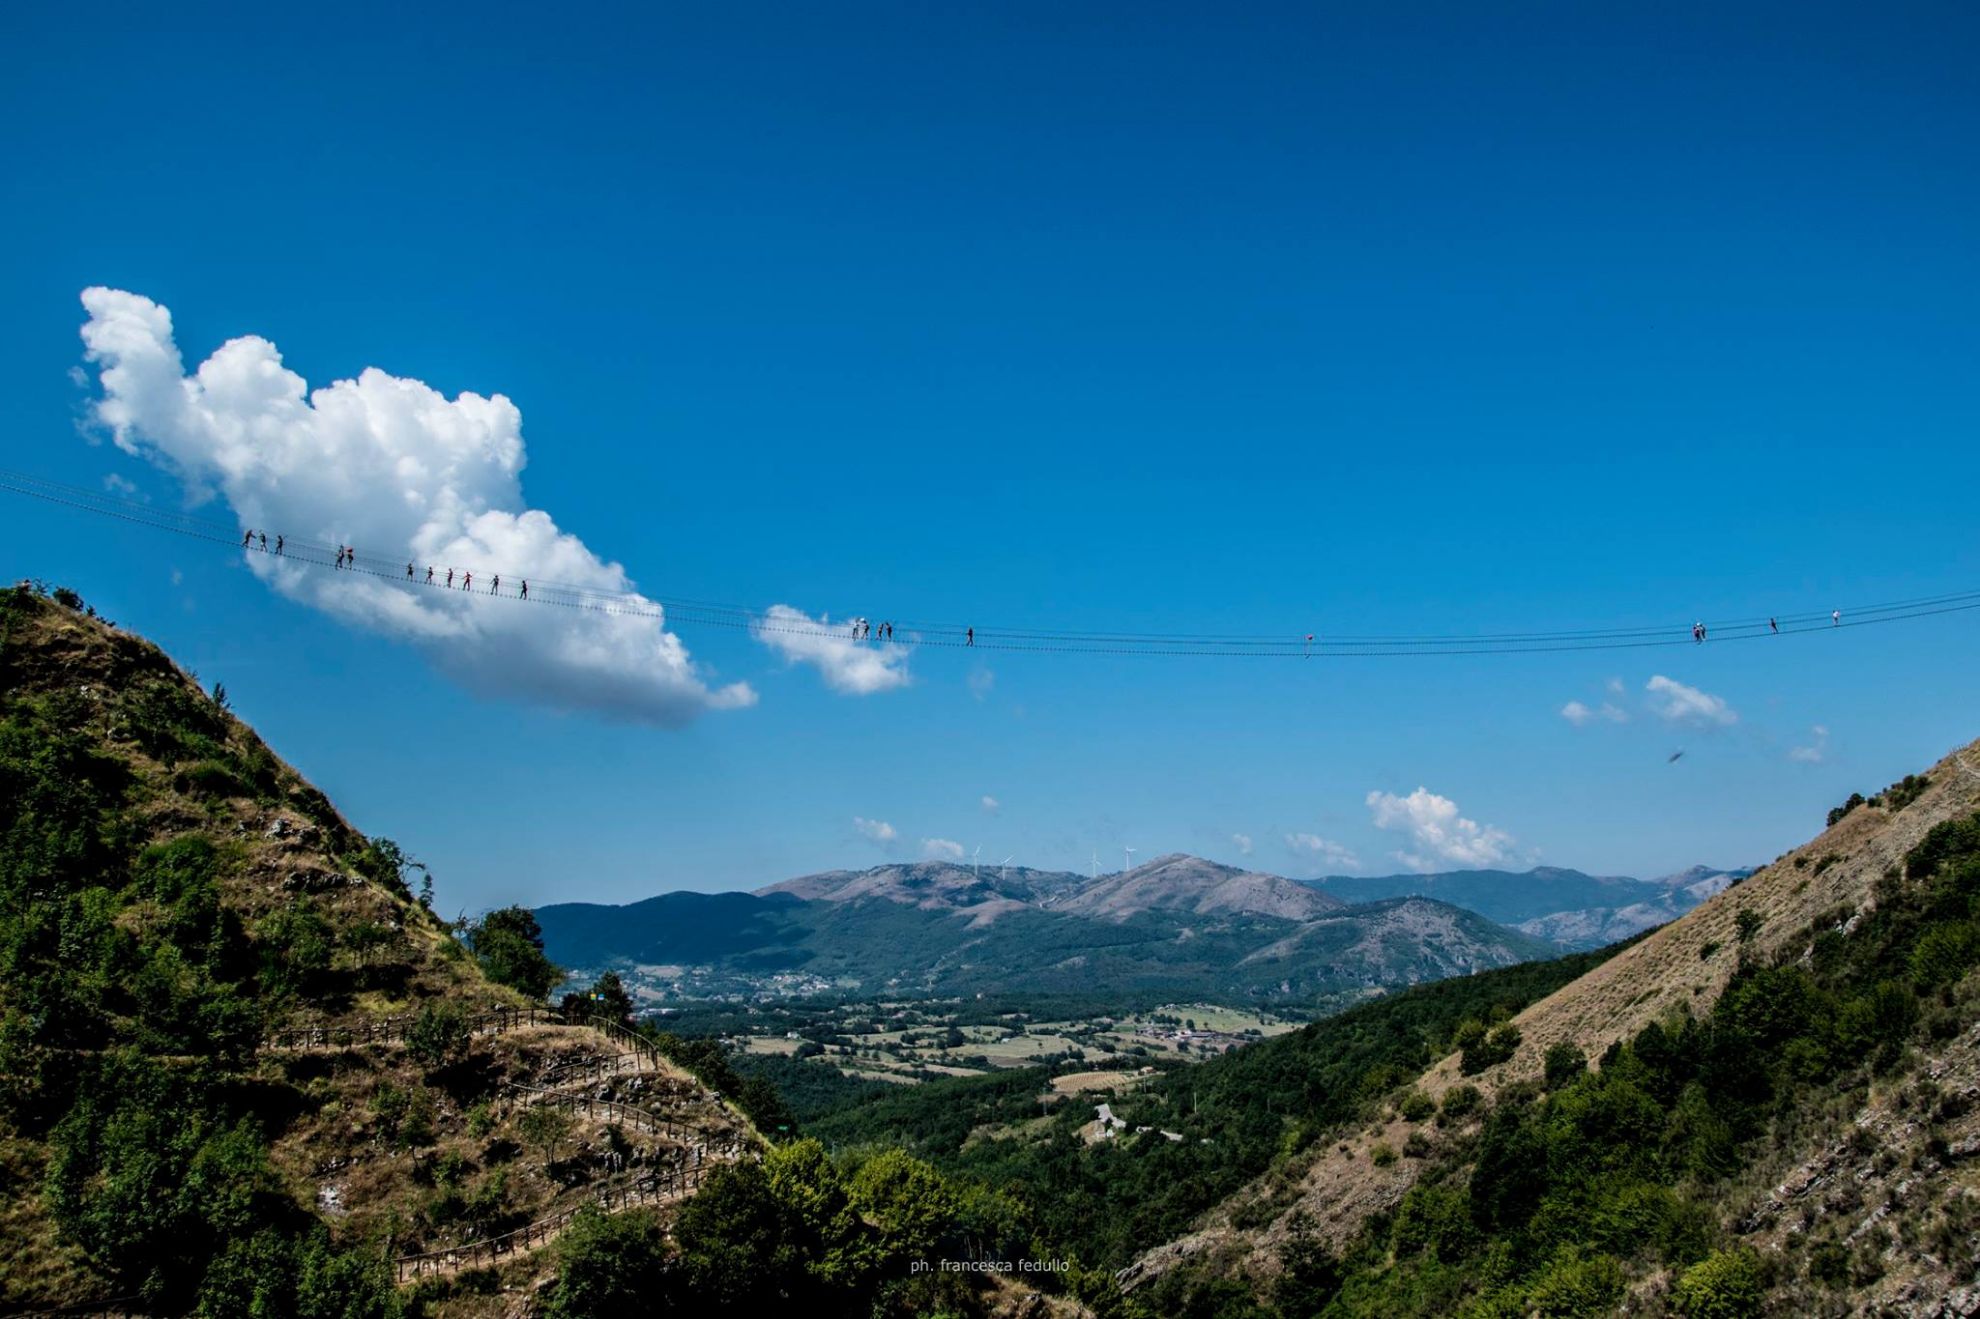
[537,1050,705,1098]
[265,1004,565,1052]
[502,1080,695,1142]
[392,1161,710,1283]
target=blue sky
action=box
[2,3,1975,911]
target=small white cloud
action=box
[1366,787,1514,871]
[102,472,140,498]
[853,816,897,844]
[169,568,183,587]
[754,605,912,696]
[1561,699,1627,727]
[981,795,1000,814]
[1606,677,1625,696]
[1789,725,1829,764]
[1231,832,1254,856]
[1646,675,1737,727]
[1285,831,1359,869]
[922,838,965,861]
[967,667,996,701]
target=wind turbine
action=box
[1123,845,1137,872]
[971,844,982,878]
[1090,850,1099,880]
[999,855,1014,881]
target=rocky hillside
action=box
[0,585,758,1316]
[1309,863,1752,951]
[1124,736,1980,1317]
[1048,853,1345,922]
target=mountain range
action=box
[1304,861,1751,947]
[533,852,1741,1005]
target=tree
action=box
[672,1159,807,1308]
[518,1104,574,1166]
[468,906,561,999]
[405,1001,472,1069]
[561,971,634,1025]
[542,1205,675,1318]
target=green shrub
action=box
[1672,1247,1765,1319]
[1542,1042,1587,1090]
[256,903,334,998]
[1439,1084,1482,1122]
[1398,1089,1436,1122]
[175,760,250,802]
[406,1001,473,1069]
[1521,1247,1625,1316]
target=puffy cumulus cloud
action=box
[1789,725,1829,764]
[1560,699,1628,727]
[853,816,897,844]
[77,288,754,726]
[752,605,912,695]
[1231,832,1253,856]
[1646,675,1737,727]
[1366,787,1513,870]
[1285,831,1359,869]
[922,838,964,861]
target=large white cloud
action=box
[78,288,754,726]
[1366,787,1514,870]
[1645,675,1737,727]
[752,604,911,695]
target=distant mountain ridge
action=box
[539,853,1555,1003]
[1304,862,1752,949]
[763,852,1342,923]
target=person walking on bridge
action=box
[519,579,528,600]
[491,574,500,595]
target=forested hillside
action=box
[0,585,1089,1319]
[799,943,1629,1274]
[1126,740,1980,1317]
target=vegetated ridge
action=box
[1120,736,1980,1317]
